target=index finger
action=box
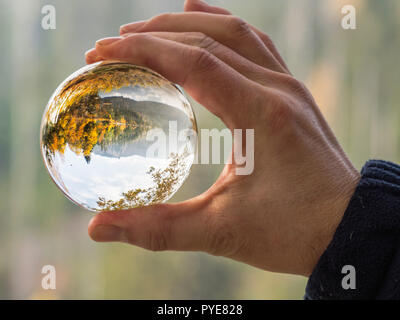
[94,34,262,128]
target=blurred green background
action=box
[0,0,399,299]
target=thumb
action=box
[88,196,211,252]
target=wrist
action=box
[302,166,361,276]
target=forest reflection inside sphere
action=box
[40,61,197,212]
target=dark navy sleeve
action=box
[305,160,400,299]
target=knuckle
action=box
[190,47,219,74]
[145,229,168,252]
[282,75,305,92]
[204,214,239,257]
[226,16,251,38]
[194,33,219,52]
[259,32,274,48]
[279,74,313,101]
[144,214,172,252]
[150,12,174,25]
[254,88,296,133]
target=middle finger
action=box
[119,12,286,73]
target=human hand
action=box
[85,0,360,276]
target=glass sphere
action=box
[40,61,197,212]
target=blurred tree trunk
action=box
[9,0,40,299]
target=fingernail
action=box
[85,48,97,58]
[96,37,122,46]
[120,20,146,33]
[91,224,124,241]
[84,49,100,64]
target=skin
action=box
[85,0,360,276]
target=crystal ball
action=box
[40,61,197,212]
